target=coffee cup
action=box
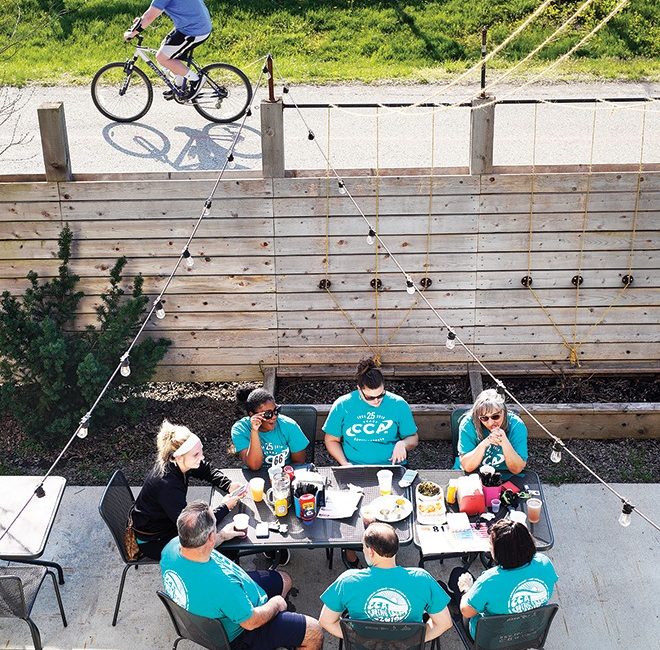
[526,498,543,524]
[249,477,265,502]
[377,470,393,496]
[233,513,249,535]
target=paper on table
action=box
[417,523,491,555]
[317,489,363,519]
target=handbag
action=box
[124,509,141,561]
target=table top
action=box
[214,466,414,551]
[413,469,554,556]
[0,476,67,559]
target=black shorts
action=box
[159,29,210,60]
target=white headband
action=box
[172,433,201,458]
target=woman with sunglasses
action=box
[458,388,528,476]
[323,357,418,466]
[231,388,309,470]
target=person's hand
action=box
[457,572,474,593]
[229,481,243,494]
[488,427,505,446]
[270,595,288,613]
[390,440,408,464]
[216,522,246,544]
[221,492,242,510]
[250,413,264,431]
[124,29,136,41]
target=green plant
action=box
[0,224,171,447]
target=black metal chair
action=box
[452,604,559,650]
[280,404,318,463]
[157,590,231,650]
[339,617,427,649]
[98,469,158,625]
[0,566,67,650]
[451,407,470,470]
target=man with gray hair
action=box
[160,501,323,649]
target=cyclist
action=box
[124,0,212,100]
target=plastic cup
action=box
[249,477,265,502]
[233,513,249,533]
[377,470,393,496]
[491,498,501,514]
[527,498,543,524]
[361,506,376,527]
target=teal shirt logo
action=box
[508,579,550,612]
[364,588,412,622]
[163,569,188,608]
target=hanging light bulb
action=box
[308,130,315,141]
[405,276,415,295]
[77,413,90,439]
[550,441,562,463]
[445,330,456,350]
[227,153,236,169]
[202,199,212,217]
[367,228,376,245]
[262,65,272,80]
[183,248,194,269]
[619,502,634,527]
[283,85,290,94]
[495,381,506,397]
[120,354,131,377]
[246,108,252,117]
[155,300,166,319]
[337,180,347,195]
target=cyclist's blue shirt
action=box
[152,0,212,36]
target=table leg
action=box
[11,558,65,584]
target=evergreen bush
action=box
[0,224,171,447]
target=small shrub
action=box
[0,224,171,447]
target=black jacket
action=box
[132,460,232,540]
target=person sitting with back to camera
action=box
[161,501,324,650]
[458,388,528,476]
[131,419,245,560]
[323,357,419,467]
[319,522,452,643]
[231,388,309,470]
[123,0,212,101]
[441,519,558,640]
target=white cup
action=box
[377,470,393,496]
[233,513,249,532]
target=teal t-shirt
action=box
[466,553,558,638]
[321,565,449,623]
[457,412,528,474]
[160,538,267,641]
[323,391,417,465]
[231,414,309,467]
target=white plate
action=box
[370,495,413,523]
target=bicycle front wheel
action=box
[91,62,153,122]
[193,63,253,124]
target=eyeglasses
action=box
[479,412,503,423]
[259,406,281,420]
[360,388,386,402]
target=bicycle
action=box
[91,34,253,124]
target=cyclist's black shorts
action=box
[159,29,210,60]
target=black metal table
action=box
[213,466,414,555]
[413,470,554,568]
[0,475,67,584]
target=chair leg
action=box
[173,636,182,649]
[112,563,133,626]
[47,570,68,627]
[24,617,42,650]
[326,547,334,570]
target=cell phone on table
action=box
[255,522,269,538]
[398,469,418,488]
[501,481,521,494]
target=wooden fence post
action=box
[469,95,495,175]
[37,102,72,181]
[260,98,285,178]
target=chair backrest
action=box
[0,574,28,619]
[280,404,318,463]
[340,617,427,650]
[473,604,559,650]
[157,590,231,650]
[98,469,136,563]
[450,407,471,466]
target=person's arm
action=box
[390,433,419,464]
[239,414,267,470]
[124,5,163,40]
[459,437,492,473]
[319,605,343,639]
[496,428,527,474]
[290,449,307,464]
[460,593,479,619]
[239,595,287,631]
[190,460,233,493]
[215,522,248,545]
[425,608,452,642]
[324,434,350,466]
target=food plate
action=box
[370,495,413,523]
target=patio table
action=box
[0,475,67,584]
[413,470,554,568]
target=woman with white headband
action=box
[131,419,246,560]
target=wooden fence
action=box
[1,168,658,381]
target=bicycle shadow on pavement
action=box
[101,122,261,171]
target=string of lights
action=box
[278,74,659,534]
[0,67,270,547]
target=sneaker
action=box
[263,549,291,566]
[179,75,205,101]
[163,88,175,100]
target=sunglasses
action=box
[259,406,281,420]
[360,388,386,402]
[479,412,503,423]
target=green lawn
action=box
[3,0,659,85]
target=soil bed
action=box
[2,375,658,486]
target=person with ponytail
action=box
[131,419,246,560]
[323,357,419,466]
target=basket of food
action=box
[415,480,446,524]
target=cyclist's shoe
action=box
[162,88,176,101]
[179,76,205,101]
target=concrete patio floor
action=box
[1,482,658,649]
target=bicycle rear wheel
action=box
[192,63,253,124]
[91,62,153,122]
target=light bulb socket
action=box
[283,86,289,94]
[35,485,46,498]
[550,441,562,463]
[621,502,634,515]
[155,300,166,319]
[308,130,315,141]
[405,278,415,294]
[496,382,506,397]
[227,153,234,163]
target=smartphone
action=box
[255,522,269,538]
[230,484,249,499]
[398,469,418,488]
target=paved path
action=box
[1,81,658,176]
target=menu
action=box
[416,522,491,555]
[317,489,363,519]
